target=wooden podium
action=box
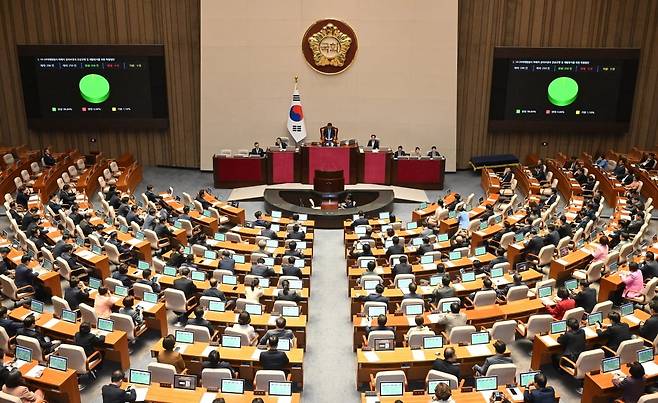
[313,170,344,210]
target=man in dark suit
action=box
[154,219,173,239]
[52,235,70,258]
[596,311,631,351]
[281,256,302,278]
[392,255,412,276]
[201,278,226,301]
[136,269,161,293]
[523,373,556,403]
[366,134,380,149]
[427,146,441,158]
[15,186,29,209]
[287,224,306,240]
[393,146,406,158]
[249,142,265,157]
[186,306,214,333]
[385,236,405,258]
[14,255,38,289]
[473,340,513,375]
[640,301,658,341]
[362,284,389,304]
[350,212,369,229]
[260,222,278,240]
[259,335,290,371]
[557,216,573,239]
[116,197,131,217]
[431,276,455,304]
[74,321,105,356]
[218,250,236,272]
[543,224,560,247]
[0,306,22,337]
[251,257,275,277]
[126,205,143,226]
[173,267,196,299]
[557,318,586,363]
[144,185,161,203]
[258,317,294,346]
[17,315,55,354]
[253,211,268,228]
[112,264,133,287]
[416,237,434,256]
[21,207,39,231]
[431,347,460,379]
[500,168,513,184]
[626,214,644,235]
[64,277,89,310]
[365,314,394,336]
[525,230,545,257]
[641,251,658,279]
[102,370,136,403]
[320,123,338,146]
[573,282,597,313]
[7,202,23,226]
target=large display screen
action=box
[18,45,168,129]
[489,48,639,133]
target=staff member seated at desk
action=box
[612,362,646,403]
[523,373,556,403]
[249,142,265,157]
[473,340,512,375]
[365,314,394,337]
[17,315,59,355]
[202,350,234,375]
[386,236,405,258]
[555,318,585,375]
[0,307,22,337]
[259,317,294,346]
[102,370,136,403]
[366,134,380,149]
[393,146,406,158]
[157,334,186,373]
[427,146,441,158]
[64,276,90,310]
[202,278,227,301]
[319,122,338,146]
[259,335,290,371]
[545,287,575,320]
[231,312,259,345]
[431,347,460,380]
[392,255,412,276]
[596,311,631,351]
[360,284,388,304]
[75,321,106,356]
[2,370,46,403]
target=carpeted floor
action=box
[1,168,604,402]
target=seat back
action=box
[425,369,458,389]
[201,368,233,389]
[225,233,242,243]
[147,362,176,385]
[143,229,161,249]
[223,328,251,346]
[79,303,97,326]
[638,393,658,403]
[363,301,388,315]
[473,290,497,307]
[16,335,44,363]
[604,250,620,269]
[0,390,22,403]
[407,330,435,349]
[399,298,424,312]
[574,349,605,379]
[164,288,188,312]
[55,257,73,281]
[485,363,516,385]
[57,344,89,374]
[52,296,70,318]
[525,314,553,339]
[110,313,136,340]
[617,338,645,364]
[537,245,555,266]
[0,275,19,300]
[488,320,517,344]
[272,300,297,316]
[133,283,153,300]
[367,330,395,348]
[373,370,407,393]
[388,254,407,266]
[619,243,634,264]
[178,219,194,237]
[199,296,223,310]
[586,261,604,282]
[556,236,571,250]
[506,285,529,302]
[0,327,10,352]
[499,232,515,250]
[104,242,122,264]
[436,297,460,310]
[563,307,585,322]
[184,325,212,342]
[393,274,416,288]
[103,277,123,292]
[254,369,286,391]
[643,277,658,301]
[449,325,476,345]
[590,301,613,318]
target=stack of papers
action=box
[134,387,149,402]
[539,335,559,346]
[42,318,60,329]
[411,350,426,361]
[250,349,263,360]
[363,351,379,362]
[78,250,95,260]
[466,345,492,356]
[25,365,46,378]
[642,361,658,376]
[625,315,641,325]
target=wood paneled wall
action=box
[457,0,658,168]
[1,1,657,169]
[0,0,200,168]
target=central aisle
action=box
[303,229,360,402]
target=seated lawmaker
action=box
[249,142,265,157]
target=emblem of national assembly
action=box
[302,19,358,75]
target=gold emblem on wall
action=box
[302,19,358,75]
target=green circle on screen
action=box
[79,74,110,104]
[547,76,578,107]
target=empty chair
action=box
[365,330,395,349]
[110,312,147,342]
[363,301,388,315]
[164,288,196,322]
[425,369,459,389]
[488,320,517,345]
[399,298,425,312]
[79,303,97,326]
[563,307,586,323]
[55,256,88,281]
[201,368,233,389]
[254,370,287,391]
[572,261,604,283]
[192,244,208,257]
[529,245,555,272]
[147,362,176,385]
[471,290,497,307]
[370,370,407,393]
[0,327,10,353]
[57,343,102,379]
[590,301,613,318]
[52,296,72,318]
[199,296,223,310]
[559,348,605,380]
[516,314,553,341]
[447,325,476,345]
[225,233,242,243]
[505,285,530,302]
[144,229,170,253]
[223,328,251,347]
[485,363,516,385]
[0,275,35,302]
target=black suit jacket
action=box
[187,317,214,333]
[597,322,632,351]
[416,244,434,256]
[351,218,369,228]
[558,223,573,239]
[173,277,195,299]
[386,244,405,258]
[102,383,136,403]
[201,287,226,301]
[288,231,305,240]
[367,139,380,149]
[431,358,461,380]
[259,350,290,371]
[640,314,658,341]
[363,293,389,304]
[14,264,38,288]
[392,263,413,276]
[0,317,23,337]
[281,265,303,278]
[64,287,89,310]
[17,327,52,351]
[526,236,545,256]
[573,287,597,313]
[557,328,586,360]
[75,331,105,356]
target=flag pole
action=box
[294,75,298,91]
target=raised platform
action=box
[263,188,394,228]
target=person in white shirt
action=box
[231,312,259,345]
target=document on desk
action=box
[134,387,148,402]
[365,397,379,403]
[199,392,216,403]
[466,345,492,356]
[78,250,96,260]
[363,351,380,362]
[642,362,658,376]
[625,315,641,325]
[539,335,559,347]
[427,313,441,324]
[407,316,418,326]
[453,283,465,292]
[411,350,426,361]
[42,318,60,329]
[126,238,142,246]
[360,317,370,327]
[175,344,189,354]
[277,397,292,403]
[268,316,278,326]
[202,346,216,357]
[584,327,598,338]
[25,365,46,378]
[136,302,155,311]
[480,390,496,402]
[251,349,263,360]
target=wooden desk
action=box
[3,358,81,403]
[125,383,301,403]
[355,342,507,385]
[548,244,594,280]
[582,152,625,208]
[360,386,559,403]
[513,166,541,195]
[9,307,131,370]
[230,225,314,244]
[203,193,245,225]
[73,247,111,280]
[4,244,63,297]
[583,356,658,403]
[410,193,458,222]
[161,194,220,234]
[150,339,305,387]
[530,309,649,369]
